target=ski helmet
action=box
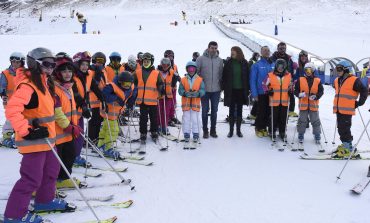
[127,55,137,70]
[164,50,174,58]
[92,52,106,65]
[73,51,91,64]
[109,52,121,62]
[299,50,308,57]
[27,47,55,70]
[336,60,352,74]
[274,59,287,72]
[10,52,25,66]
[304,62,316,72]
[142,52,154,65]
[186,61,197,73]
[117,71,133,89]
[137,52,143,60]
[55,53,74,83]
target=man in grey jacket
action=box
[196,41,224,138]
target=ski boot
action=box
[314,134,321,145]
[3,212,48,223]
[2,138,16,149]
[103,148,121,159]
[332,142,358,159]
[138,134,147,155]
[56,178,88,189]
[255,129,264,138]
[279,132,287,143]
[261,129,269,137]
[288,111,298,118]
[171,117,181,125]
[191,134,199,150]
[73,156,92,168]
[32,198,76,213]
[183,134,190,150]
[298,134,304,144]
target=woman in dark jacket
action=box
[222,46,250,138]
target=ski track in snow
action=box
[0,3,370,223]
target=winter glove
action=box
[64,124,82,138]
[2,95,8,105]
[82,106,92,119]
[298,92,306,98]
[184,91,192,97]
[93,65,104,82]
[309,94,317,100]
[23,125,49,140]
[189,91,200,98]
[253,96,258,102]
[268,89,274,96]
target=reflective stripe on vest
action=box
[54,83,78,145]
[181,75,203,112]
[268,72,292,107]
[333,76,359,115]
[137,70,159,105]
[14,80,56,153]
[90,69,107,108]
[73,70,93,119]
[298,77,320,111]
[158,69,174,99]
[100,82,132,120]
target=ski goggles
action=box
[94,57,105,64]
[121,81,132,88]
[110,56,121,62]
[142,54,152,60]
[38,60,56,69]
[10,56,23,62]
[164,54,174,59]
[336,66,344,72]
[304,68,313,74]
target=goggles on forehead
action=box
[10,56,23,62]
[121,81,132,88]
[94,57,105,64]
[142,54,152,60]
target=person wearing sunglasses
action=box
[3,47,75,223]
[98,71,137,159]
[332,60,368,159]
[164,49,182,126]
[263,58,293,141]
[271,42,297,118]
[72,51,105,168]
[196,41,224,138]
[88,52,108,143]
[294,62,324,148]
[106,52,125,82]
[0,52,25,148]
[134,52,164,151]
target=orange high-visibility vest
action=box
[105,65,125,83]
[137,70,159,106]
[333,75,359,115]
[2,69,16,100]
[181,75,203,112]
[14,80,56,154]
[89,69,107,109]
[100,83,134,120]
[158,69,173,99]
[298,77,320,111]
[54,83,78,145]
[268,72,292,107]
[73,70,93,118]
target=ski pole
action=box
[332,118,337,146]
[196,107,201,145]
[281,98,290,149]
[290,124,297,146]
[44,138,102,222]
[358,108,370,142]
[312,99,328,145]
[84,116,90,182]
[79,133,135,191]
[163,95,169,149]
[336,118,370,182]
[270,97,275,147]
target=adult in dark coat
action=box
[222,46,250,138]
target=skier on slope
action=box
[164,49,182,126]
[0,52,25,148]
[156,57,177,135]
[3,48,75,223]
[270,42,297,118]
[294,62,324,146]
[53,53,86,189]
[263,58,293,140]
[88,52,108,144]
[105,52,125,83]
[133,52,164,153]
[72,51,106,168]
[331,60,368,158]
[98,71,136,159]
[178,61,205,149]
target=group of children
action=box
[0,48,204,223]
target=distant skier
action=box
[294,62,324,145]
[331,60,368,158]
[178,61,205,148]
[0,52,25,148]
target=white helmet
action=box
[304,62,316,72]
[10,52,25,61]
[127,55,137,70]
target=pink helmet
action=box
[73,51,91,64]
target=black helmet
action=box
[274,59,287,72]
[137,52,143,60]
[117,71,133,89]
[27,47,54,69]
[142,52,154,65]
[164,50,174,58]
[92,52,106,65]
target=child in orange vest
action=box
[98,71,137,159]
[178,61,205,149]
[0,52,25,148]
[263,59,293,141]
[294,62,324,148]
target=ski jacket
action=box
[250,57,275,97]
[196,49,223,92]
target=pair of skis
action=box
[183,140,199,150]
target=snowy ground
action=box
[1,1,370,223]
